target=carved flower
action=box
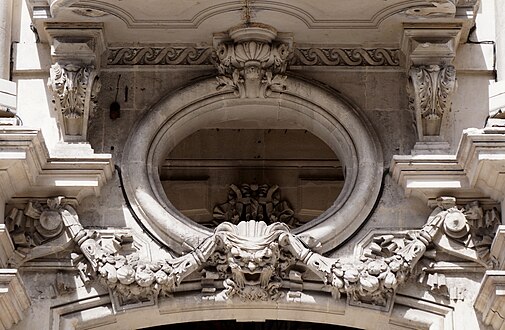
[359,273,379,292]
[135,265,155,287]
[383,272,397,289]
[343,268,359,282]
[116,265,135,285]
[388,258,402,273]
[367,260,387,275]
[154,270,169,285]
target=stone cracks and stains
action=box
[211,183,296,228]
[5,196,500,311]
[47,63,100,137]
[408,64,456,137]
[405,0,456,17]
[213,39,291,98]
[107,46,400,67]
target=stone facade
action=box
[0,0,504,329]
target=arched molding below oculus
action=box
[53,293,451,330]
[122,76,383,254]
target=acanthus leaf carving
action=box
[408,64,456,138]
[213,25,292,98]
[47,62,100,139]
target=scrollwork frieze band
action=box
[107,46,400,67]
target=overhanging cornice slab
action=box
[0,127,113,203]
[391,128,505,203]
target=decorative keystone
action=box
[213,23,292,98]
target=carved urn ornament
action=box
[214,23,292,98]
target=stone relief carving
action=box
[211,184,297,227]
[291,48,400,66]
[5,197,76,267]
[108,47,213,65]
[48,62,100,137]
[107,46,400,67]
[408,64,456,137]
[5,196,500,311]
[214,38,291,98]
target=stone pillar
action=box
[0,0,13,80]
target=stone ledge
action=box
[474,270,505,330]
[0,269,30,330]
[391,128,505,203]
[0,127,114,204]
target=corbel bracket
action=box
[45,23,104,142]
[402,23,462,144]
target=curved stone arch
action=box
[122,76,383,254]
[54,295,451,330]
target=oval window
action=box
[161,128,344,228]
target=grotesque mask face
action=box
[228,243,279,288]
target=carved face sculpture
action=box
[228,243,279,288]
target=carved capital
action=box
[408,64,457,138]
[213,24,292,98]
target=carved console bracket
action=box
[402,23,462,146]
[45,23,104,142]
[213,23,293,98]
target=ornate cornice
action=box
[107,46,400,67]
